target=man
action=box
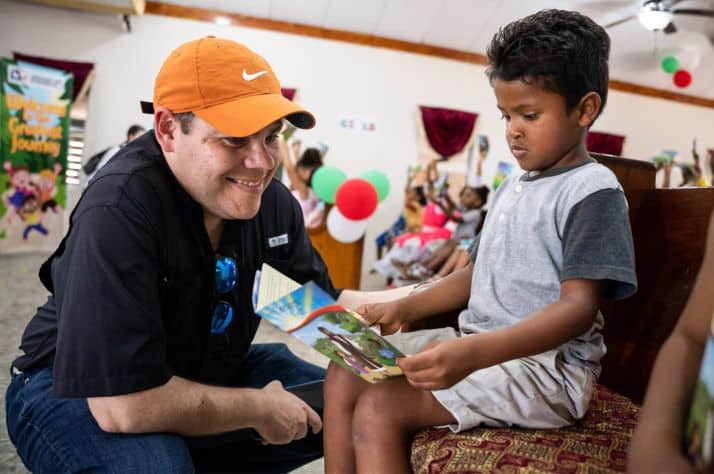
[6,36,339,473]
[83,124,146,183]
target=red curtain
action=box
[281,88,296,101]
[420,105,478,159]
[587,131,625,157]
[14,52,94,103]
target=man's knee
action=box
[87,433,193,473]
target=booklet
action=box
[254,264,404,383]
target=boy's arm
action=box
[356,265,473,334]
[398,277,601,389]
[628,212,714,473]
[400,186,636,388]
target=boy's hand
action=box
[255,381,322,445]
[355,300,404,335]
[398,338,473,390]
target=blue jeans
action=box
[5,343,325,473]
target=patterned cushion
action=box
[410,384,639,473]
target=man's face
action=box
[494,78,584,172]
[166,116,282,221]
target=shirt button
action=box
[515,184,522,193]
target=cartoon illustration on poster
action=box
[1,58,72,253]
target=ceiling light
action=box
[214,16,232,27]
[637,2,673,31]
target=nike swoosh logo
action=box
[242,69,268,81]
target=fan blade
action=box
[604,15,637,28]
[671,8,714,17]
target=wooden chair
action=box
[306,204,363,290]
[408,154,714,473]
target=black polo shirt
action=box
[13,132,338,397]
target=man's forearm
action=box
[88,375,264,435]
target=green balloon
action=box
[661,56,679,74]
[359,170,390,202]
[312,166,347,204]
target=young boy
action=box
[323,9,637,473]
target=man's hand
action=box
[397,338,473,390]
[355,300,405,335]
[254,381,322,445]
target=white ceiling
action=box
[159,0,714,99]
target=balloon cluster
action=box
[312,167,390,243]
[661,55,692,89]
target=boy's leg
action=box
[352,377,455,474]
[5,366,193,473]
[323,362,370,474]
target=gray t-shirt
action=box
[459,159,636,375]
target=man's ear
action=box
[154,107,177,153]
[575,92,601,128]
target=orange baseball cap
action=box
[140,36,315,137]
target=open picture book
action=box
[253,264,404,383]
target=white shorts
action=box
[385,328,595,432]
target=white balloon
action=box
[326,207,367,243]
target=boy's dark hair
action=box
[486,9,610,120]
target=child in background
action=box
[323,10,637,473]
[629,211,714,473]
[403,184,489,281]
[280,139,325,228]
[374,168,426,257]
[373,160,452,284]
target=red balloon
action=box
[673,69,692,88]
[335,178,378,220]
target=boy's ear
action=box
[575,92,601,128]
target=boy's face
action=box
[494,78,591,172]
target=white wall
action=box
[2,1,713,286]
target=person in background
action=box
[629,211,714,473]
[280,138,326,228]
[84,124,146,183]
[374,167,426,259]
[401,184,489,282]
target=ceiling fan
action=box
[604,0,714,34]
